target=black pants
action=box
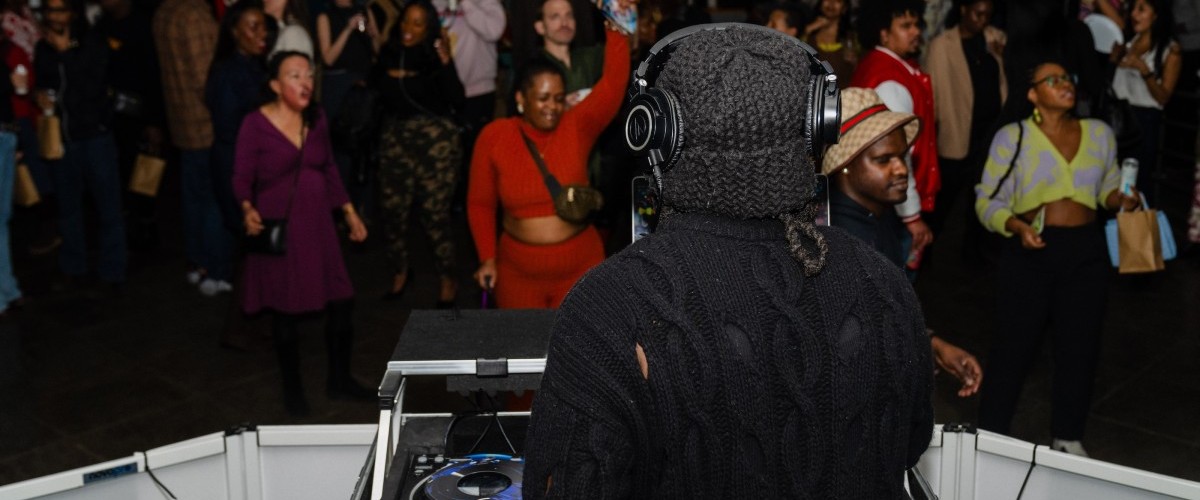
[272,299,356,398]
[978,225,1109,440]
[928,153,988,261]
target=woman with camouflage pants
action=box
[373,1,464,306]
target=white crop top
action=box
[1111,35,1162,110]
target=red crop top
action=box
[467,29,629,262]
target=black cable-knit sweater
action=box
[523,212,933,499]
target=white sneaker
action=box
[187,270,203,285]
[199,279,220,297]
[199,279,234,296]
[1051,439,1089,457]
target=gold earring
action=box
[517,103,524,114]
[842,168,849,175]
[1032,108,1043,124]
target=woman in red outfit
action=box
[467,11,629,309]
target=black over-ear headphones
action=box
[623,23,841,172]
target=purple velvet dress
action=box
[232,109,354,314]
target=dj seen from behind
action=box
[523,23,933,498]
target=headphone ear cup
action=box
[625,87,684,171]
[804,75,820,156]
[658,88,685,170]
[805,73,842,158]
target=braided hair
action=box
[655,26,827,275]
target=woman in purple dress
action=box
[232,50,370,415]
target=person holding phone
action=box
[974,60,1139,457]
[466,0,630,309]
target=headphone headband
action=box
[624,23,841,172]
[633,23,831,90]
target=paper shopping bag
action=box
[129,154,166,197]
[1116,209,1165,273]
[37,115,64,160]
[14,163,39,206]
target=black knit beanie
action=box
[656,25,827,275]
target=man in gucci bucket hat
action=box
[823,87,922,267]
[522,27,932,498]
[824,87,983,399]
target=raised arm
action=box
[567,28,630,142]
[459,0,506,42]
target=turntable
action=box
[352,309,556,500]
[401,454,523,500]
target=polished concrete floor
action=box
[0,169,1198,489]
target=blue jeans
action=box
[54,133,126,283]
[0,131,21,309]
[180,148,233,281]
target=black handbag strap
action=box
[989,120,1023,200]
[398,51,441,119]
[259,124,306,217]
[519,129,563,199]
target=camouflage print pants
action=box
[378,114,461,277]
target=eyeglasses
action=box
[1032,74,1078,88]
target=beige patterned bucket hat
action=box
[821,87,921,175]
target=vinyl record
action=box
[423,456,524,500]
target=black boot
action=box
[274,314,310,416]
[325,300,374,401]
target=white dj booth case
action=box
[2,309,1199,500]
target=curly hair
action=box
[856,0,923,50]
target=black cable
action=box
[442,392,489,453]
[466,417,495,455]
[444,391,520,457]
[1014,447,1038,500]
[141,452,178,500]
[442,413,470,453]
[493,413,517,456]
[482,391,518,455]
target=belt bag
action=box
[519,130,603,224]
